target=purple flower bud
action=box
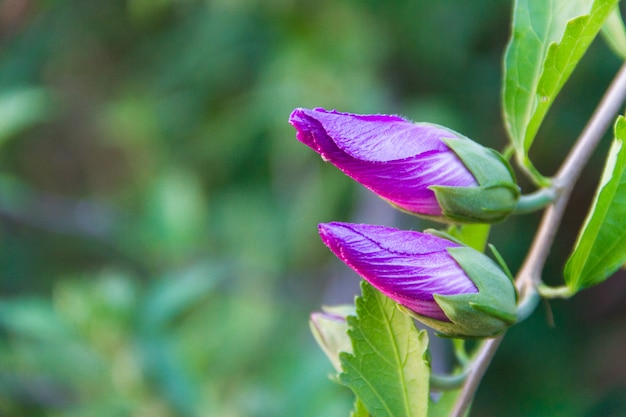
[318,222,478,322]
[290,108,478,217]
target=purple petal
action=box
[318,222,478,321]
[289,108,477,216]
[290,108,448,160]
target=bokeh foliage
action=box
[0,1,625,416]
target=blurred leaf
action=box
[174,286,278,379]
[55,270,137,335]
[564,116,626,292]
[140,261,223,331]
[127,0,172,26]
[0,297,71,341]
[0,174,33,214]
[502,0,616,169]
[340,282,430,417]
[601,6,626,59]
[0,87,52,146]
[137,334,198,416]
[210,186,285,275]
[138,168,209,259]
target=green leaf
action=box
[503,0,617,168]
[564,115,626,292]
[446,224,491,252]
[340,281,430,417]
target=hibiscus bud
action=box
[289,108,519,223]
[318,222,518,338]
[309,306,354,373]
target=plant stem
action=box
[520,154,552,187]
[513,188,556,215]
[430,369,470,391]
[449,61,626,417]
[453,339,471,367]
[556,65,626,193]
[449,336,503,417]
[537,284,573,299]
[515,287,540,322]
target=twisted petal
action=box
[290,108,477,215]
[318,222,478,321]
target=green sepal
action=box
[397,305,471,339]
[429,138,520,223]
[401,246,518,338]
[443,137,518,187]
[468,302,517,325]
[488,243,515,284]
[432,185,519,223]
[423,228,466,246]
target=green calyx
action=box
[401,246,518,338]
[431,138,520,223]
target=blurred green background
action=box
[1,1,625,416]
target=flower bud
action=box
[290,108,519,223]
[309,306,354,373]
[318,222,518,338]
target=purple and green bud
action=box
[290,108,519,223]
[318,222,518,338]
[309,306,354,373]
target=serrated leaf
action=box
[503,0,617,160]
[340,281,430,417]
[564,115,626,292]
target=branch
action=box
[449,336,503,417]
[449,61,626,417]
